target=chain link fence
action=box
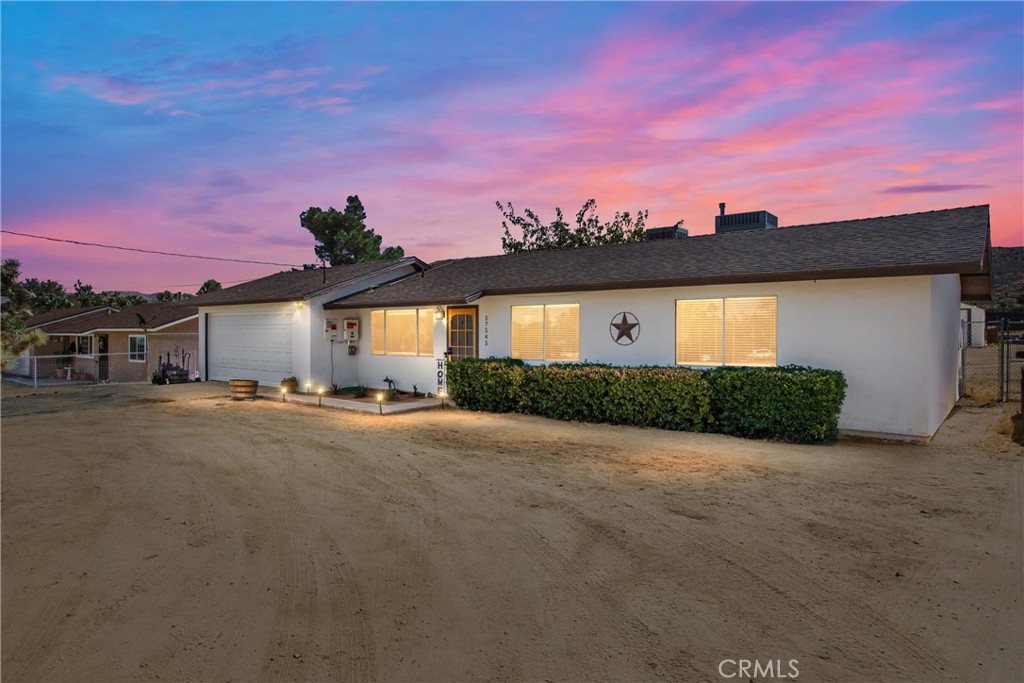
[2,347,199,389]
[961,319,1024,403]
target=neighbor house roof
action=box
[43,303,198,334]
[25,306,118,330]
[193,257,427,307]
[326,205,992,309]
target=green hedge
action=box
[706,366,847,443]
[447,358,846,443]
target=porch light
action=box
[434,306,444,321]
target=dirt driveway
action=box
[2,383,1021,682]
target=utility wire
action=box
[1,229,303,268]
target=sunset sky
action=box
[2,2,1022,294]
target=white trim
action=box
[305,258,428,301]
[76,334,94,357]
[128,334,147,363]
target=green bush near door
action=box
[447,358,846,444]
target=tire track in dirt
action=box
[611,488,950,680]
[233,430,378,682]
[2,462,110,681]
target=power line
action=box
[1,229,303,268]
[157,277,254,289]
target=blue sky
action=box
[2,1,1021,292]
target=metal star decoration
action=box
[610,312,640,345]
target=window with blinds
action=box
[417,308,434,356]
[725,296,776,366]
[676,299,723,366]
[676,296,776,367]
[511,304,579,361]
[511,305,544,360]
[544,304,580,361]
[371,311,386,354]
[371,308,435,356]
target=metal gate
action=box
[961,319,1024,402]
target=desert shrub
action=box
[705,365,847,443]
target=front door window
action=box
[447,308,477,360]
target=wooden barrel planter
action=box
[229,379,259,401]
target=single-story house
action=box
[20,303,198,383]
[193,258,427,386]
[198,205,992,441]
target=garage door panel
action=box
[208,313,293,383]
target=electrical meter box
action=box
[342,318,360,342]
[324,318,339,341]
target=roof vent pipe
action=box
[719,202,726,216]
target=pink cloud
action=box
[50,73,158,105]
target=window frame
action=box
[76,335,94,357]
[675,295,777,368]
[128,334,147,363]
[510,303,580,362]
[370,308,435,357]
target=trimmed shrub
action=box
[706,365,847,443]
[446,359,845,443]
[449,361,714,432]
[604,367,713,432]
[446,357,526,412]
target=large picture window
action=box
[370,309,434,356]
[676,296,776,367]
[511,303,580,361]
[129,335,147,362]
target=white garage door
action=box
[208,312,293,383]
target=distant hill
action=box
[986,246,1024,319]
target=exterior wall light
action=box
[434,306,445,321]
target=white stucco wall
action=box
[343,274,961,439]
[198,263,420,388]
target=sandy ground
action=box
[2,383,1021,683]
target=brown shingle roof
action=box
[44,303,197,334]
[193,258,424,306]
[25,306,118,329]
[326,205,991,309]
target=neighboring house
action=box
[22,303,198,383]
[193,258,427,385]
[200,205,992,442]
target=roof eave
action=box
[325,262,985,308]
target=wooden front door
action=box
[447,307,477,360]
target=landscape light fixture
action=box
[281,386,286,402]
[438,389,448,408]
[377,392,384,415]
[318,387,324,407]
[305,381,312,394]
